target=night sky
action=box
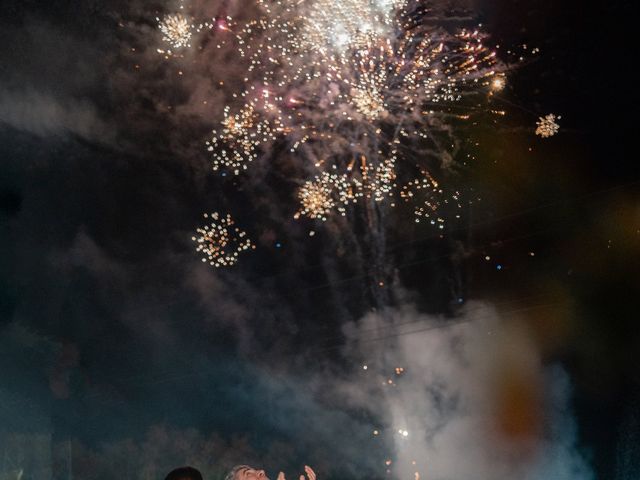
[1,1,638,480]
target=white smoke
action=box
[334,302,594,480]
[0,88,110,142]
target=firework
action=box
[296,172,342,221]
[345,154,397,203]
[351,83,388,120]
[192,213,255,267]
[207,102,284,174]
[294,152,399,220]
[535,113,560,138]
[490,75,506,91]
[294,0,406,52]
[203,0,507,226]
[400,171,462,225]
[157,13,193,49]
[148,0,511,229]
[148,1,536,233]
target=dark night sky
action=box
[1,1,639,479]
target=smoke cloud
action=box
[328,301,595,480]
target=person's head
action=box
[165,466,204,480]
[224,465,268,480]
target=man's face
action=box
[236,467,268,480]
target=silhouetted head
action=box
[165,466,204,480]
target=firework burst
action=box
[157,13,193,49]
[192,213,255,267]
[203,0,507,225]
[296,172,343,221]
[152,1,516,232]
[207,102,284,174]
[535,113,560,138]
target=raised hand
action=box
[303,466,316,480]
[277,465,316,480]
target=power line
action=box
[271,218,585,299]
[314,291,559,343]
[80,300,564,398]
[315,301,562,354]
